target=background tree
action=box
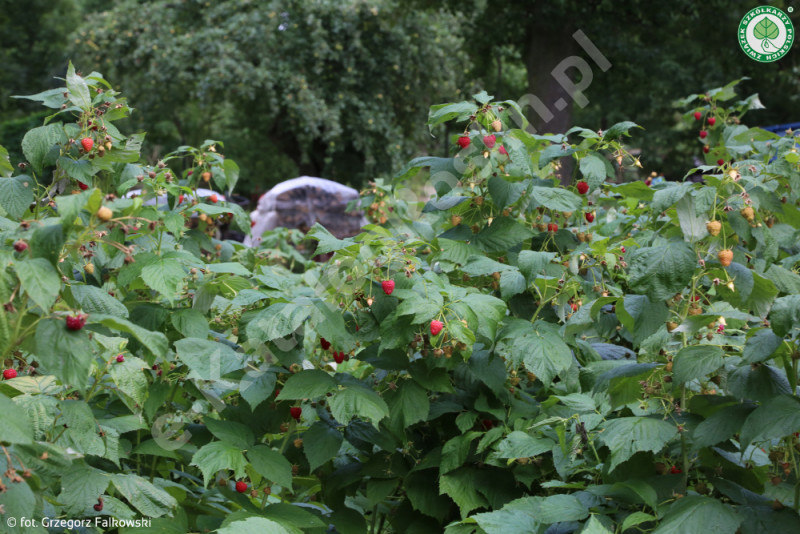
[70,0,471,195]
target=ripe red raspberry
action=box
[585,212,595,223]
[178,194,185,203]
[703,145,710,154]
[3,369,17,380]
[576,181,589,195]
[78,182,89,191]
[498,145,508,156]
[430,320,444,336]
[209,194,219,204]
[483,135,496,149]
[320,337,331,350]
[548,223,559,233]
[334,351,345,364]
[290,406,302,420]
[250,220,256,228]
[456,136,470,149]
[717,159,725,166]
[670,465,682,474]
[693,111,702,121]
[699,130,708,139]
[381,280,395,295]
[81,138,94,152]
[66,314,87,331]
[93,503,103,512]
[13,240,27,252]
[708,117,716,126]
[116,354,125,363]
[235,481,248,493]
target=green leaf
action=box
[207,262,252,276]
[742,328,782,363]
[29,223,64,266]
[247,302,310,343]
[218,517,295,534]
[0,175,34,219]
[676,195,707,243]
[582,515,614,534]
[462,293,506,341]
[57,400,104,456]
[753,16,779,40]
[617,295,669,346]
[71,284,129,318]
[765,264,800,294]
[530,186,582,212]
[652,496,741,534]
[628,241,696,300]
[603,121,641,140]
[57,463,111,514]
[34,319,93,389]
[191,441,248,486]
[112,474,177,517]
[620,512,657,534]
[497,321,572,385]
[473,217,534,252]
[66,61,92,110]
[21,124,63,174]
[494,431,554,458]
[427,101,478,130]
[247,445,294,489]
[91,314,168,357]
[306,223,354,255]
[0,145,12,177]
[174,338,246,380]
[488,175,526,209]
[740,395,800,446]
[109,355,149,406]
[0,394,33,443]
[239,368,277,410]
[170,308,208,338]
[539,144,577,169]
[140,256,186,301]
[303,422,343,471]
[692,403,755,450]
[601,417,678,472]
[330,386,389,428]
[652,183,691,212]
[385,380,430,431]
[517,250,557,283]
[440,468,489,518]
[277,370,336,400]
[672,345,725,385]
[205,418,255,449]
[15,258,60,311]
[579,154,607,190]
[769,295,800,337]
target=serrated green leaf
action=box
[530,185,582,212]
[473,217,534,252]
[742,328,782,363]
[303,422,343,471]
[205,418,255,449]
[91,314,168,357]
[71,284,129,317]
[109,355,148,406]
[15,258,60,311]
[652,496,741,534]
[385,380,429,431]
[0,175,34,219]
[579,154,607,190]
[34,319,93,389]
[21,124,63,174]
[170,308,208,338]
[601,417,678,472]
[66,62,92,110]
[174,338,246,380]
[57,463,111,514]
[672,345,725,385]
[277,370,335,400]
[494,431,554,458]
[628,241,696,300]
[740,395,800,446]
[218,517,294,534]
[112,474,177,517]
[440,468,489,518]
[247,445,294,490]
[0,394,34,444]
[239,368,277,410]
[330,386,389,428]
[140,256,186,301]
[191,441,248,486]
[247,302,310,343]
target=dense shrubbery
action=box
[1,69,800,534]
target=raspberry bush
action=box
[1,70,799,533]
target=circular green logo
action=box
[739,6,794,62]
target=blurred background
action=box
[1,0,798,198]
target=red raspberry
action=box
[585,212,595,223]
[235,481,248,493]
[498,145,508,156]
[693,111,702,121]
[456,136,470,149]
[717,159,725,166]
[78,182,89,191]
[210,194,219,204]
[670,466,682,474]
[708,117,716,126]
[290,406,302,420]
[548,223,559,233]
[116,354,125,363]
[66,314,87,331]
[483,135,496,149]
[576,181,589,195]
[81,138,94,152]
[381,280,395,295]
[13,240,27,253]
[3,369,17,379]
[699,130,708,139]
[703,145,710,154]
[430,320,444,336]
[334,352,345,364]
[320,337,331,350]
